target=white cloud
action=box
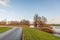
[0,0,10,6]
[0,10,17,21]
[29,19,33,24]
[0,9,7,12]
[47,17,60,24]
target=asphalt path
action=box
[0,27,22,40]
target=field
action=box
[23,27,60,40]
[0,27,12,33]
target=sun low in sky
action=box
[0,0,60,24]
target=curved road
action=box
[0,27,22,40]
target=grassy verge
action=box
[23,27,60,40]
[0,27,12,33]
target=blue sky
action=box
[0,0,60,23]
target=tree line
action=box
[0,14,53,33]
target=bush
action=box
[41,27,53,33]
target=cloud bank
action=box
[0,9,7,12]
[0,0,10,6]
[47,17,60,24]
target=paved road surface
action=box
[0,27,22,40]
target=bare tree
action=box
[33,14,53,33]
[20,19,30,26]
[34,14,38,28]
[33,14,41,28]
[41,16,47,23]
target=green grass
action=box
[23,27,60,40]
[0,27,12,33]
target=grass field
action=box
[0,27,12,33]
[23,27,60,40]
